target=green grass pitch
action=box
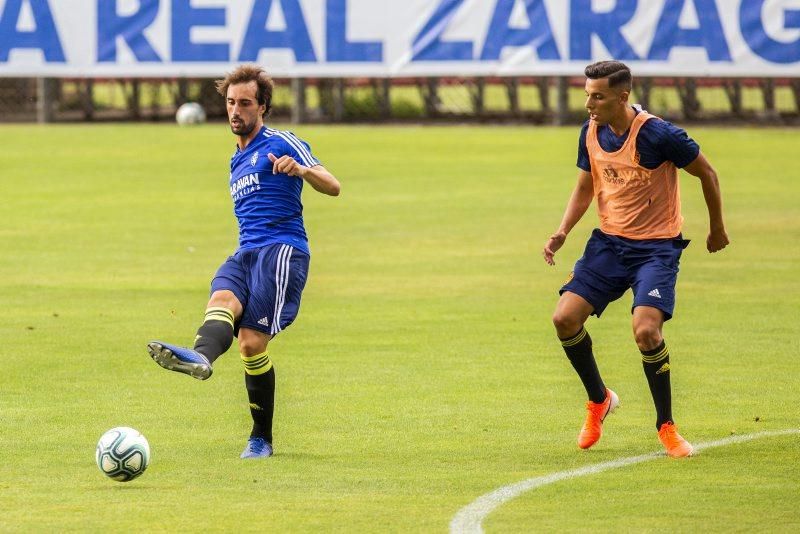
[1,123,798,531]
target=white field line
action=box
[450,429,800,534]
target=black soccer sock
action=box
[242,351,275,443]
[641,340,673,429]
[560,327,607,404]
[193,307,235,364]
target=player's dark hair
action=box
[584,61,632,92]
[215,64,274,118]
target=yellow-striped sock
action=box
[193,307,235,362]
[641,340,672,428]
[204,307,234,327]
[560,327,588,347]
[244,355,276,442]
[241,351,273,375]
[560,327,606,404]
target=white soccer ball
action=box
[175,102,206,125]
[95,427,151,482]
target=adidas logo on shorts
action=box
[257,317,269,326]
[648,288,662,298]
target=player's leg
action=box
[147,255,247,380]
[554,291,620,449]
[630,239,693,457]
[556,294,620,449]
[237,243,310,459]
[237,328,275,458]
[556,231,627,449]
[193,290,242,364]
[632,305,669,425]
[553,291,606,403]
[632,306,692,457]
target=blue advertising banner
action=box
[0,0,798,77]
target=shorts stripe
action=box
[271,244,293,335]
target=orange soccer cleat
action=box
[658,422,694,458]
[577,389,619,449]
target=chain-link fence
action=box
[1,76,799,125]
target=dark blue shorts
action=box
[560,229,689,320]
[211,243,310,336]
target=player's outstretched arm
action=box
[268,153,341,196]
[683,152,729,253]
[298,164,340,196]
[543,170,594,266]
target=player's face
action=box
[584,77,628,125]
[226,81,266,137]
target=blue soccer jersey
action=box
[229,126,320,254]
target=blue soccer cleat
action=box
[240,437,273,459]
[147,341,212,380]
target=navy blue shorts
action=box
[211,243,309,336]
[560,229,689,320]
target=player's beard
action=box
[230,116,257,137]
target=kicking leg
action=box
[148,290,242,380]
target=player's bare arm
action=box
[683,152,729,253]
[543,170,594,265]
[268,153,341,196]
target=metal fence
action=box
[2,76,799,125]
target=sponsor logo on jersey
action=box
[230,172,260,200]
[602,165,652,188]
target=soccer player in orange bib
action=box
[543,61,729,458]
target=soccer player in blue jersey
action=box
[543,61,729,457]
[147,65,340,459]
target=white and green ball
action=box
[95,427,150,482]
[175,102,206,125]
